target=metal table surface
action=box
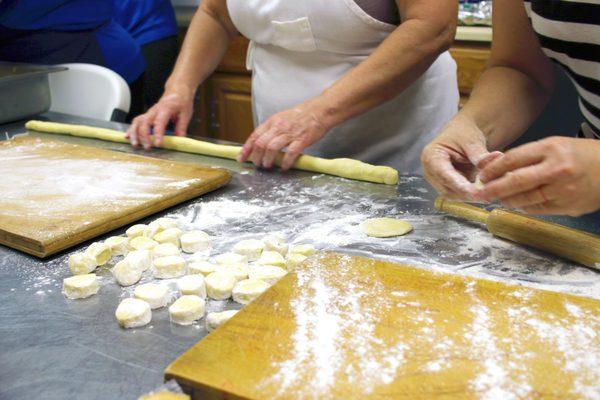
[1,113,599,400]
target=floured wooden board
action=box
[0,136,230,257]
[166,252,600,399]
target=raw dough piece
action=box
[153,243,180,258]
[104,236,129,256]
[25,120,399,185]
[126,224,147,238]
[177,275,207,297]
[153,217,179,231]
[62,274,99,299]
[215,252,248,266]
[111,259,142,286]
[286,253,307,271]
[153,255,186,279]
[180,231,211,253]
[205,271,237,300]
[360,218,413,238]
[189,252,208,263]
[84,242,111,266]
[206,310,239,332]
[134,283,170,309]
[154,227,183,246]
[68,252,97,275]
[263,234,288,255]
[232,278,270,305]
[257,251,286,268]
[249,265,287,285]
[169,295,205,325]
[115,298,152,329]
[288,244,315,257]
[129,236,158,251]
[188,260,218,276]
[220,263,249,282]
[233,239,264,261]
[124,250,152,272]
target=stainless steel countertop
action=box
[1,113,598,400]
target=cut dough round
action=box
[84,242,111,266]
[215,252,248,266]
[189,252,208,263]
[221,263,249,282]
[177,274,207,297]
[180,231,211,253]
[115,298,152,329]
[257,250,286,268]
[286,253,307,271]
[205,271,237,300]
[153,217,179,231]
[129,236,158,251]
[169,295,205,325]
[288,244,315,257]
[152,243,180,258]
[68,252,97,275]
[206,310,239,332]
[232,278,270,305]
[104,236,129,257]
[62,274,99,299]
[134,283,170,309]
[153,227,183,246]
[361,218,413,238]
[188,260,218,276]
[126,224,147,238]
[124,250,152,272]
[249,265,287,285]
[263,234,288,255]
[233,239,264,261]
[153,255,186,279]
[111,259,142,286]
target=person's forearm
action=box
[165,4,236,97]
[458,65,553,150]
[313,18,455,129]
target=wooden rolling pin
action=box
[435,197,600,270]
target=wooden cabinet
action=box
[190,35,491,142]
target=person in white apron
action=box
[127,0,459,173]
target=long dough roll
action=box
[25,120,399,185]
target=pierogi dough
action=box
[205,271,237,300]
[206,310,239,332]
[126,224,147,238]
[288,244,315,257]
[220,263,249,282]
[180,231,211,253]
[263,234,288,255]
[85,242,111,266]
[233,239,264,261]
[257,251,286,268]
[249,265,287,285]
[115,298,152,329]
[177,274,207,297]
[134,283,170,309]
[68,252,97,275]
[124,250,152,272]
[111,259,143,286]
[153,255,187,279]
[188,260,219,276]
[62,274,99,299]
[361,218,413,238]
[152,243,180,258]
[169,295,205,325]
[232,278,270,305]
[104,236,129,256]
[215,252,248,266]
[286,253,308,271]
[153,227,183,246]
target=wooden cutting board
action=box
[166,252,600,399]
[0,136,230,257]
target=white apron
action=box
[227,0,459,172]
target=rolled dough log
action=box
[115,298,152,329]
[62,274,99,299]
[25,120,399,185]
[206,310,239,332]
[361,217,413,238]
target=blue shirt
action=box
[112,0,178,46]
[0,0,145,84]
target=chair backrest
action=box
[48,63,131,122]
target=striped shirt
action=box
[524,0,600,138]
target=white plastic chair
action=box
[48,63,131,121]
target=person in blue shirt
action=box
[112,0,179,111]
[0,0,146,120]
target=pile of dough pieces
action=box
[62,217,315,332]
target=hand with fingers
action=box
[126,89,194,150]
[421,114,503,201]
[236,99,331,171]
[478,136,600,216]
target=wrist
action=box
[306,93,342,132]
[164,80,196,101]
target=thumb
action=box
[462,140,492,169]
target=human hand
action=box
[126,87,194,150]
[478,136,600,216]
[237,98,331,170]
[421,114,503,200]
